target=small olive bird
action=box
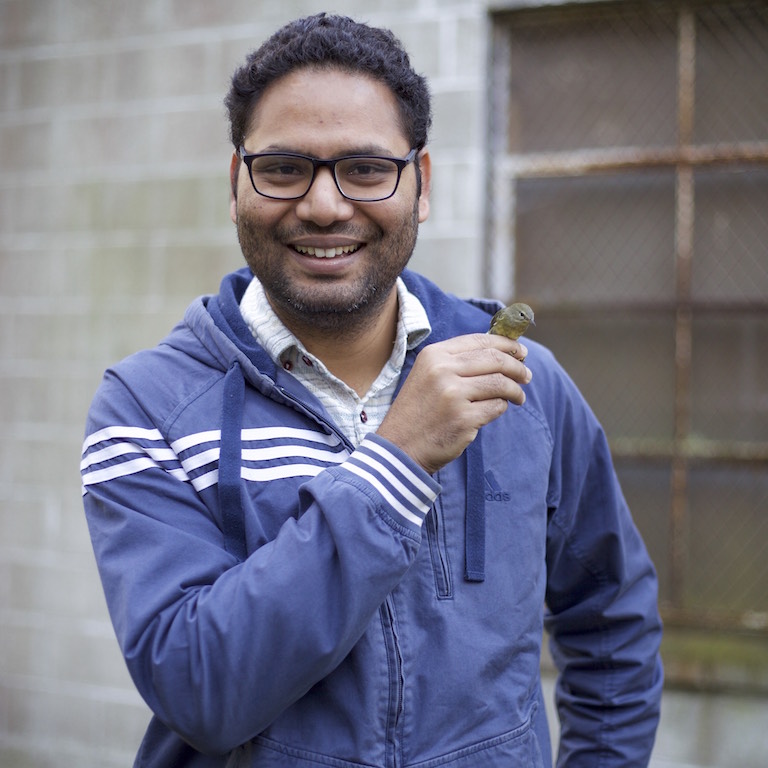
[488,302,535,341]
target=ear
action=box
[229,151,240,224]
[417,149,431,223]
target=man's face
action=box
[230,68,431,334]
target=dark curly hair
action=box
[224,13,432,152]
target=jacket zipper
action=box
[381,597,404,768]
[278,382,408,764]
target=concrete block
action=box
[86,243,156,303]
[93,181,155,232]
[59,490,98,556]
[201,174,234,230]
[428,155,486,227]
[0,496,47,551]
[16,57,60,111]
[0,0,58,48]
[99,698,153,763]
[410,233,484,299]
[156,108,230,165]
[0,249,55,299]
[213,0,372,27]
[387,19,441,78]
[56,0,167,44]
[5,558,106,620]
[3,182,57,235]
[55,53,115,108]
[441,14,487,82]
[0,121,53,172]
[7,311,73,365]
[6,686,96,751]
[141,176,217,231]
[0,59,18,111]
[0,488,92,558]
[166,0,240,29]
[0,186,18,235]
[0,621,56,681]
[111,42,216,102]
[0,375,50,426]
[430,89,484,149]
[159,243,244,300]
[52,247,95,304]
[53,626,133,690]
[53,112,156,172]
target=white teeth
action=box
[294,244,359,258]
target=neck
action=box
[273,289,400,397]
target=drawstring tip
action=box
[464,570,486,583]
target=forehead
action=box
[245,68,408,155]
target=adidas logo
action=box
[484,470,511,503]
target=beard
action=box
[235,201,420,337]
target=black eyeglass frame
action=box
[238,147,418,202]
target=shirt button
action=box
[302,355,313,367]
[283,360,293,371]
[360,410,368,423]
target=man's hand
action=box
[377,334,532,475]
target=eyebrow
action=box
[256,143,403,158]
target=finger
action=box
[420,349,531,395]
[432,333,530,366]
[453,347,532,384]
[489,336,528,363]
[433,332,518,354]
[434,370,526,412]
[462,371,528,406]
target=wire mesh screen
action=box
[487,0,768,631]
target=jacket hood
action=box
[163,266,503,378]
[159,268,275,382]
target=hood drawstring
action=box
[219,361,247,561]
[464,436,486,582]
[218,357,487,577]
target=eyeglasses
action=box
[238,147,418,202]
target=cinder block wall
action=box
[0,2,489,765]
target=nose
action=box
[294,167,355,227]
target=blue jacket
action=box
[81,267,663,767]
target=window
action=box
[488,1,768,632]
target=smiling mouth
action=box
[293,244,361,259]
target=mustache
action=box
[277,223,378,240]
[236,213,381,243]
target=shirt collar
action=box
[239,276,432,366]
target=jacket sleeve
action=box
[81,370,439,756]
[542,365,663,767]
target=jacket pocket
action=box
[230,736,377,767]
[408,704,544,767]
[425,494,453,599]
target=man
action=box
[81,13,663,768]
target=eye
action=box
[261,161,305,177]
[250,156,311,185]
[340,158,397,185]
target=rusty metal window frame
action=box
[487,1,768,631]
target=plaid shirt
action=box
[240,277,432,447]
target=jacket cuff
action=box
[338,433,441,529]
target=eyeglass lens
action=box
[248,155,402,201]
